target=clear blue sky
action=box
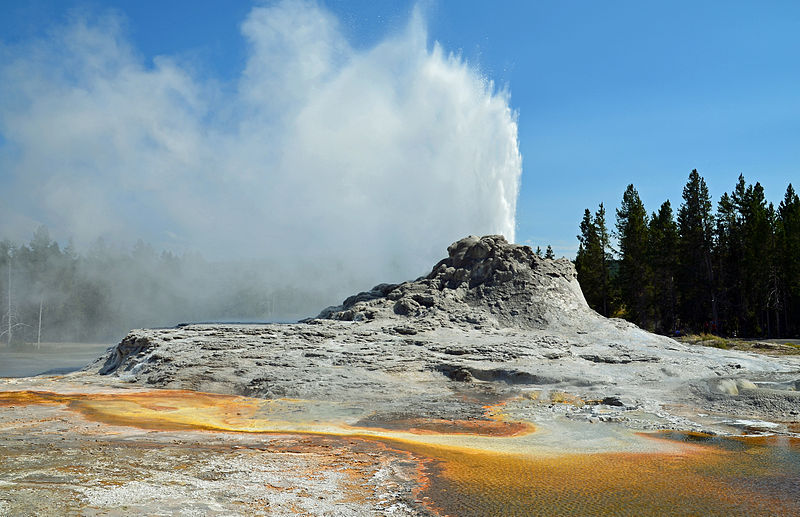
[2,0,798,257]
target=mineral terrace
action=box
[2,235,799,515]
[91,235,800,433]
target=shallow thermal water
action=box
[399,434,800,516]
[0,343,111,377]
[1,389,799,516]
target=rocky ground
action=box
[85,235,800,436]
[0,382,429,516]
[2,235,799,515]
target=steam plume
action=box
[0,0,521,311]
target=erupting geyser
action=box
[0,0,522,298]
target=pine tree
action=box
[721,176,775,336]
[576,205,613,316]
[595,203,613,317]
[535,246,543,258]
[576,209,600,310]
[741,182,773,335]
[616,184,651,327]
[648,201,679,334]
[766,202,781,336]
[677,169,715,331]
[777,184,800,335]
[714,189,740,335]
[19,226,60,346]
[545,245,555,259]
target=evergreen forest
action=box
[576,170,800,338]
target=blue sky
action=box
[2,0,799,258]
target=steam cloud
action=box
[0,1,521,310]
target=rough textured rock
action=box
[316,235,591,331]
[98,334,157,375]
[83,235,800,436]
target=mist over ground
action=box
[1,230,341,344]
[0,0,522,337]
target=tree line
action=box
[0,228,322,345]
[576,170,800,338]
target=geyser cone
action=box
[318,235,594,330]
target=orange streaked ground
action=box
[350,400,534,438]
[349,417,532,437]
[394,433,800,517]
[0,389,264,432]
[0,390,531,439]
[2,388,799,516]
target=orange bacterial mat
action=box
[3,389,798,516]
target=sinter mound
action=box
[317,235,592,330]
[89,234,799,435]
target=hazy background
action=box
[0,0,522,345]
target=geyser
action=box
[0,0,522,303]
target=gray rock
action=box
[318,235,594,331]
[737,379,758,391]
[82,235,800,437]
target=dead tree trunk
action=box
[6,257,11,346]
[37,297,43,349]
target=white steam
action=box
[0,1,521,306]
